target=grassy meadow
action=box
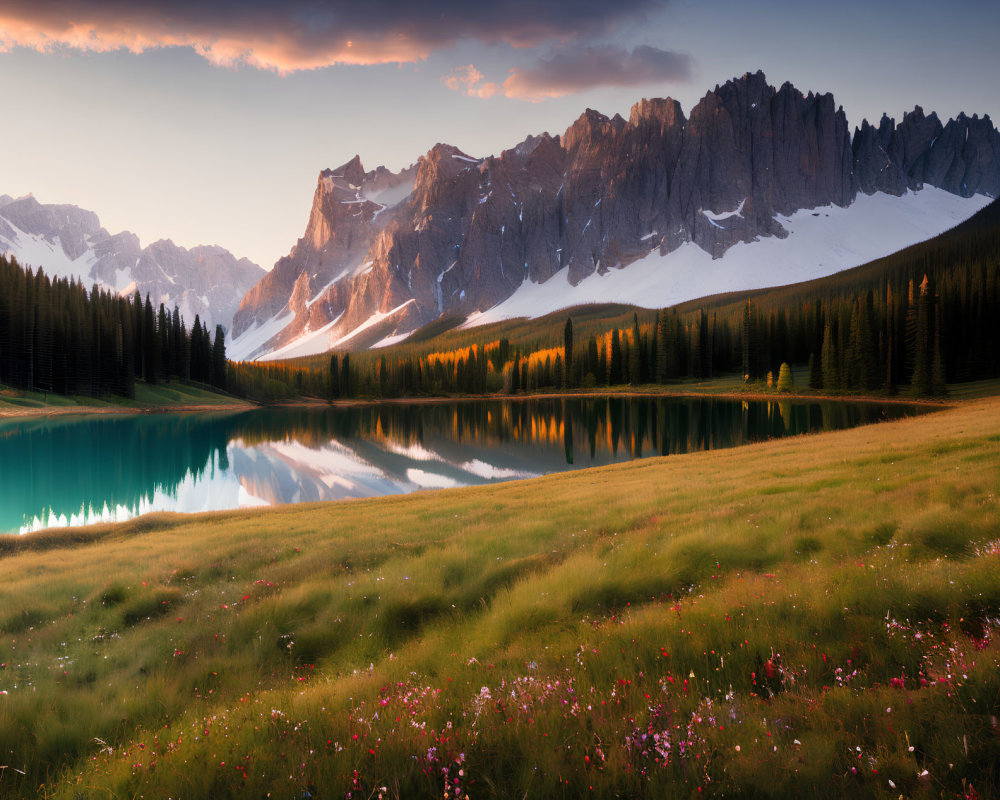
[0,381,249,415]
[1,396,999,798]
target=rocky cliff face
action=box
[231,72,1000,361]
[852,107,1000,199]
[0,195,265,332]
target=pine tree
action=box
[157,303,170,382]
[329,354,340,399]
[655,309,667,383]
[143,296,157,383]
[609,329,623,385]
[378,355,389,397]
[910,275,932,396]
[821,320,838,392]
[629,313,641,385]
[341,353,351,397]
[212,325,227,390]
[931,289,947,395]
[563,317,574,388]
[808,352,822,389]
[885,284,896,395]
[190,315,205,382]
[777,362,793,392]
[741,300,753,381]
[586,335,599,385]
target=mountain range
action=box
[0,193,264,332]
[229,70,999,361]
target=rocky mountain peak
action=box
[229,72,1000,362]
[411,143,479,214]
[0,194,264,332]
[918,112,1000,197]
[322,154,367,188]
[1,195,103,261]
[562,108,624,155]
[507,133,548,160]
[628,97,684,130]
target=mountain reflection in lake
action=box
[1,396,925,533]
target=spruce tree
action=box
[910,276,932,396]
[587,335,599,384]
[931,290,947,395]
[821,320,838,392]
[741,300,753,381]
[655,309,667,383]
[329,354,340,399]
[777,362,793,392]
[190,315,204,382]
[341,353,351,397]
[808,352,822,389]
[563,317,574,388]
[609,329,622,385]
[629,313,641,385]
[212,325,227,390]
[143,296,157,383]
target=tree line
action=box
[0,255,228,398]
[10,197,995,404]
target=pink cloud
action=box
[441,64,498,98]
[0,1,665,73]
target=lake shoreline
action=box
[0,385,950,420]
[320,387,949,409]
[3,391,937,537]
[3,396,998,798]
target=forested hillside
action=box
[0,255,228,399]
[231,198,1000,400]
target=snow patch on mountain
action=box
[702,198,746,226]
[257,315,342,362]
[229,311,295,361]
[466,187,991,327]
[0,194,264,332]
[0,220,107,285]
[234,299,420,362]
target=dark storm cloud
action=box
[0,0,667,72]
[502,44,692,100]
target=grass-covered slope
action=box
[0,380,250,416]
[1,399,999,798]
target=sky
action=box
[1,0,998,271]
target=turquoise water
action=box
[0,397,925,534]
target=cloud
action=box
[442,64,499,98]
[502,44,692,101]
[0,0,665,73]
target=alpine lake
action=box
[1,395,930,534]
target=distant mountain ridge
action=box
[227,70,1000,361]
[0,194,265,332]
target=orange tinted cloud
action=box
[441,64,499,98]
[0,0,665,73]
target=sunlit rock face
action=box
[231,72,1000,361]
